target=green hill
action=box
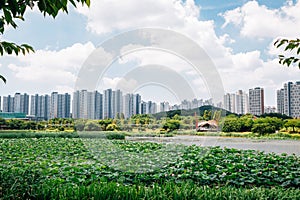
[152,105,233,119]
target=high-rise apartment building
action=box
[123,93,141,119]
[223,93,236,113]
[264,106,276,114]
[123,94,132,119]
[276,88,284,114]
[249,87,264,115]
[2,95,14,112]
[277,81,300,118]
[2,93,29,114]
[30,94,50,120]
[140,101,147,114]
[72,91,80,119]
[112,90,123,118]
[94,91,103,119]
[50,92,71,119]
[103,89,113,119]
[223,90,248,115]
[133,94,141,115]
[191,98,203,109]
[13,93,29,114]
[235,90,249,115]
[141,101,157,114]
[160,102,170,112]
[181,100,191,110]
[72,90,103,119]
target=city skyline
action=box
[0,80,293,106]
[1,80,299,119]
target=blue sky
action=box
[0,0,299,106]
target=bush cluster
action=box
[221,115,299,135]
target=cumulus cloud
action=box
[97,77,138,92]
[74,0,300,105]
[7,42,95,87]
[232,51,263,70]
[76,0,230,63]
[221,1,300,38]
[77,0,199,34]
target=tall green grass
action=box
[35,182,300,200]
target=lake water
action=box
[127,135,300,155]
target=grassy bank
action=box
[1,129,299,140]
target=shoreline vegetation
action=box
[1,110,300,139]
[0,130,300,140]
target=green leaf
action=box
[275,39,288,48]
[0,74,6,83]
[3,8,13,23]
[21,44,34,53]
[285,43,296,51]
[37,0,46,13]
[69,0,77,7]
[8,0,19,16]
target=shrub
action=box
[106,132,125,140]
[222,118,242,132]
[106,124,120,131]
[162,119,180,132]
[84,121,101,131]
[251,123,276,135]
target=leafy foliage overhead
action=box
[0,0,90,56]
[0,0,90,83]
[274,38,300,69]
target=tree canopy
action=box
[274,38,300,69]
[0,0,90,83]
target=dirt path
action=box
[127,135,300,155]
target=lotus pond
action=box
[0,138,299,199]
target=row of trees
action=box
[1,110,299,134]
[222,115,300,134]
[0,118,43,130]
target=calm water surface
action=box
[127,135,300,155]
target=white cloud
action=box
[219,54,300,105]
[97,77,138,92]
[219,34,235,44]
[76,0,233,94]
[221,7,243,28]
[76,0,230,61]
[232,51,263,70]
[77,0,199,34]
[7,42,95,86]
[75,0,300,105]
[221,1,300,38]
